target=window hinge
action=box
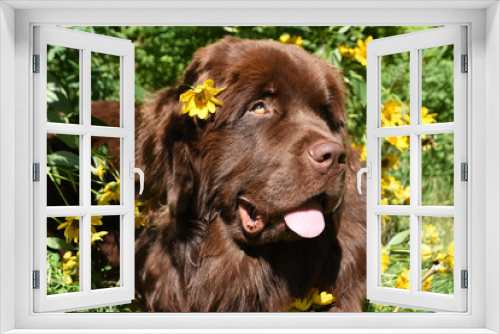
[33,270,40,289]
[461,54,468,73]
[33,54,40,73]
[33,163,40,182]
[461,162,468,182]
[461,270,468,289]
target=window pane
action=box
[421,45,454,124]
[421,133,454,206]
[91,137,121,206]
[421,216,454,295]
[47,216,80,295]
[91,52,121,127]
[381,137,410,205]
[91,216,121,290]
[381,215,410,290]
[47,133,80,206]
[380,52,410,127]
[47,45,80,124]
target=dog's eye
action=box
[251,102,267,115]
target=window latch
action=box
[357,161,371,195]
[129,162,144,195]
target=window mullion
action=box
[409,47,421,294]
[81,47,92,294]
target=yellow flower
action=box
[98,181,120,205]
[339,45,356,58]
[381,154,399,174]
[381,99,405,127]
[57,217,80,244]
[394,186,410,204]
[354,36,373,66]
[386,136,409,153]
[95,162,106,178]
[60,251,79,284]
[135,200,147,229]
[422,274,434,292]
[279,33,303,46]
[381,198,389,205]
[57,216,104,244]
[421,106,438,125]
[381,176,410,205]
[91,215,104,233]
[179,79,226,120]
[423,224,441,244]
[421,243,432,261]
[285,288,336,312]
[445,241,454,269]
[396,268,410,290]
[381,247,390,273]
[286,296,313,312]
[91,230,108,245]
[311,290,336,306]
[351,142,366,162]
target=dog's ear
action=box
[136,88,196,217]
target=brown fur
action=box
[134,37,366,312]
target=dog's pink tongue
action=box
[284,199,325,238]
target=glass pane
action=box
[47,216,80,295]
[47,133,80,206]
[47,45,80,124]
[380,52,410,127]
[421,45,454,123]
[381,137,410,205]
[421,133,454,206]
[421,216,454,295]
[91,52,121,127]
[91,137,121,206]
[381,215,410,290]
[91,215,121,290]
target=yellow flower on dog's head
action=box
[179,79,226,120]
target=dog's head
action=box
[137,36,350,246]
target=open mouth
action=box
[238,193,341,239]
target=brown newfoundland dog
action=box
[134,36,366,312]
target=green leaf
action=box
[47,237,77,251]
[47,151,79,169]
[91,116,110,127]
[54,133,79,150]
[350,75,367,107]
[338,26,351,34]
[92,143,109,158]
[47,110,68,124]
[135,85,153,102]
[387,230,411,247]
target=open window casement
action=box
[33,26,136,312]
[365,26,467,312]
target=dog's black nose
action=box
[308,141,345,172]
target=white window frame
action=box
[366,26,468,312]
[33,26,136,312]
[0,1,499,333]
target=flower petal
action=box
[198,106,209,120]
[203,79,214,89]
[210,96,223,106]
[206,86,226,96]
[179,90,195,102]
[208,101,216,113]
